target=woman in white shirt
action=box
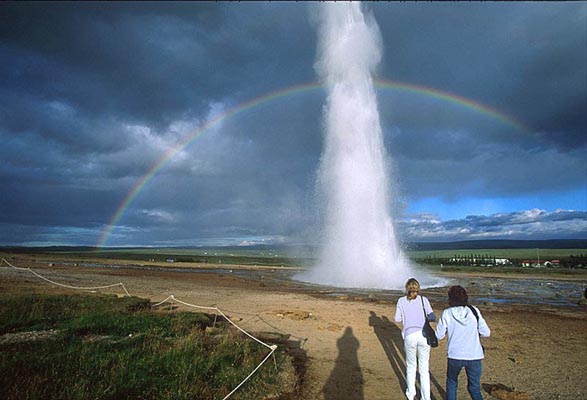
[394,278,436,400]
[435,285,490,400]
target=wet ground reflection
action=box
[69,262,586,308]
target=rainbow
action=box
[374,78,528,132]
[97,78,529,247]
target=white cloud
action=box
[398,209,587,241]
[139,209,177,224]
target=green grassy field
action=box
[0,293,292,400]
[41,246,587,268]
[3,246,585,271]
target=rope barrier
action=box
[1,258,280,400]
[2,258,131,295]
[221,344,277,400]
[169,296,274,350]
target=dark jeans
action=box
[446,358,483,400]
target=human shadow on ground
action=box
[369,311,446,400]
[323,326,364,400]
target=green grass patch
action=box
[0,293,291,400]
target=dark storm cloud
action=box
[374,2,586,151]
[0,2,585,246]
[1,2,318,246]
[1,2,314,127]
[373,2,586,203]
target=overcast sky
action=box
[1,2,586,247]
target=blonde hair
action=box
[405,278,420,300]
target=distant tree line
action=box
[414,253,587,269]
[416,253,507,267]
[559,254,587,269]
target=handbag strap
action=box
[467,305,480,330]
[420,296,427,319]
[467,305,484,347]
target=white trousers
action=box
[404,330,431,400]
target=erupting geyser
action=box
[297,3,423,289]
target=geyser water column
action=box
[297,2,414,289]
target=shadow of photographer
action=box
[322,326,364,400]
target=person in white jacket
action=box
[436,285,490,400]
[394,278,436,400]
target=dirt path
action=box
[1,258,586,400]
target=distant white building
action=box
[521,259,558,268]
[448,257,511,266]
[521,260,538,267]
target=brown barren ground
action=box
[1,254,586,400]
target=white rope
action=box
[169,296,274,350]
[2,258,131,295]
[1,257,280,399]
[151,295,279,400]
[221,344,278,400]
[151,295,175,308]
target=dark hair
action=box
[448,285,468,307]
